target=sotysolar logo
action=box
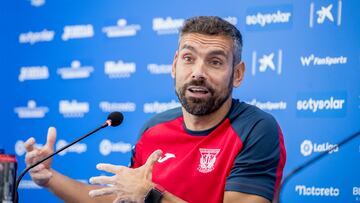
[19,29,54,45]
[102,18,141,38]
[245,5,292,31]
[296,92,346,117]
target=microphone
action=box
[14,111,124,203]
[274,130,360,203]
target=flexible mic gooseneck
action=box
[14,112,124,203]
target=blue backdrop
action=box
[1,0,359,202]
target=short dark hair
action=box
[180,16,243,65]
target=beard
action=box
[175,77,233,116]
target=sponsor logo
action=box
[147,64,172,74]
[300,54,347,66]
[223,16,238,25]
[99,139,132,156]
[30,0,45,7]
[309,1,342,27]
[18,66,49,82]
[56,139,87,156]
[143,100,181,113]
[104,60,136,78]
[158,153,176,163]
[245,5,292,31]
[57,60,94,79]
[19,29,54,45]
[353,187,360,201]
[62,24,94,41]
[59,100,89,118]
[15,140,43,156]
[102,18,141,38]
[152,17,184,35]
[198,148,220,173]
[247,99,287,110]
[14,100,49,119]
[295,185,340,197]
[19,180,42,189]
[300,139,338,157]
[296,92,346,117]
[251,50,282,75]
[99,101,136,112]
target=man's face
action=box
[172,33,236,116]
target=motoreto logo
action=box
[296,92,346,117]
[295,185,340,197]
[245,4,293,31]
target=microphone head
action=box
[107,112,124,127]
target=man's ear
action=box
[233,61,245,87]
[171,51,178,79]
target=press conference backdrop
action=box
[0,0,359,202]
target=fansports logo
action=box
[99,101,136,112]
[300,54,347,66]
[102,18,141,38]
[18,66,49,82]
[14,100,49,119]
[296,92,346,117]
[251,50,283,76]
[245,4,292,31]
[62,24,94,41]
[59,100,89,118]
[56,139,87,156]
[152,17,184,35]
[309,1,342,28]
[19,29,54,45]
[198,148,220,173]
[147,64,172,74]
[57,60,94,79]
[104,60,136,78]
[300,139,338,157]
[143,100,181,113]
[295,185,340,197]
[247,99,287,111]
[99,139,132,156]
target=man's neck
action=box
[182,97,233,131]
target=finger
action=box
[89,175,116,185]
[29,163,45,173]
[45,127,57,149]
[96,163,125,174]
[89,187,118,198]
[144,149,162,168]
[24,137,36,152]
[30,170,52,180]
[25,150,39,165]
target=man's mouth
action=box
[187,86,210,96]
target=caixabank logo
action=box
[309,0,342,28]
[296,91,347,117]
[251,49,283,76]
[245,4,293,31]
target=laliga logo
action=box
[56,139,87,156]
[99,139,132,156]
[15,140,43,156]
[300,139,339,156]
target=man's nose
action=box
[191,61,207,80]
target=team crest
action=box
[198,148,220,173]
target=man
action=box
[24,16,286,203]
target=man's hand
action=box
[89,149,162,203]
[24,127,57,187]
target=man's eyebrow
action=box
[180,44,197,53]
[180,44,227,58]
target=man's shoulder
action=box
[138,107,183,137]
[230,99,276,124]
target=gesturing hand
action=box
[89,149,162,203]
[24,127,57,187]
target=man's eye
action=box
[183,56,193,62]
[210,60,222,66]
